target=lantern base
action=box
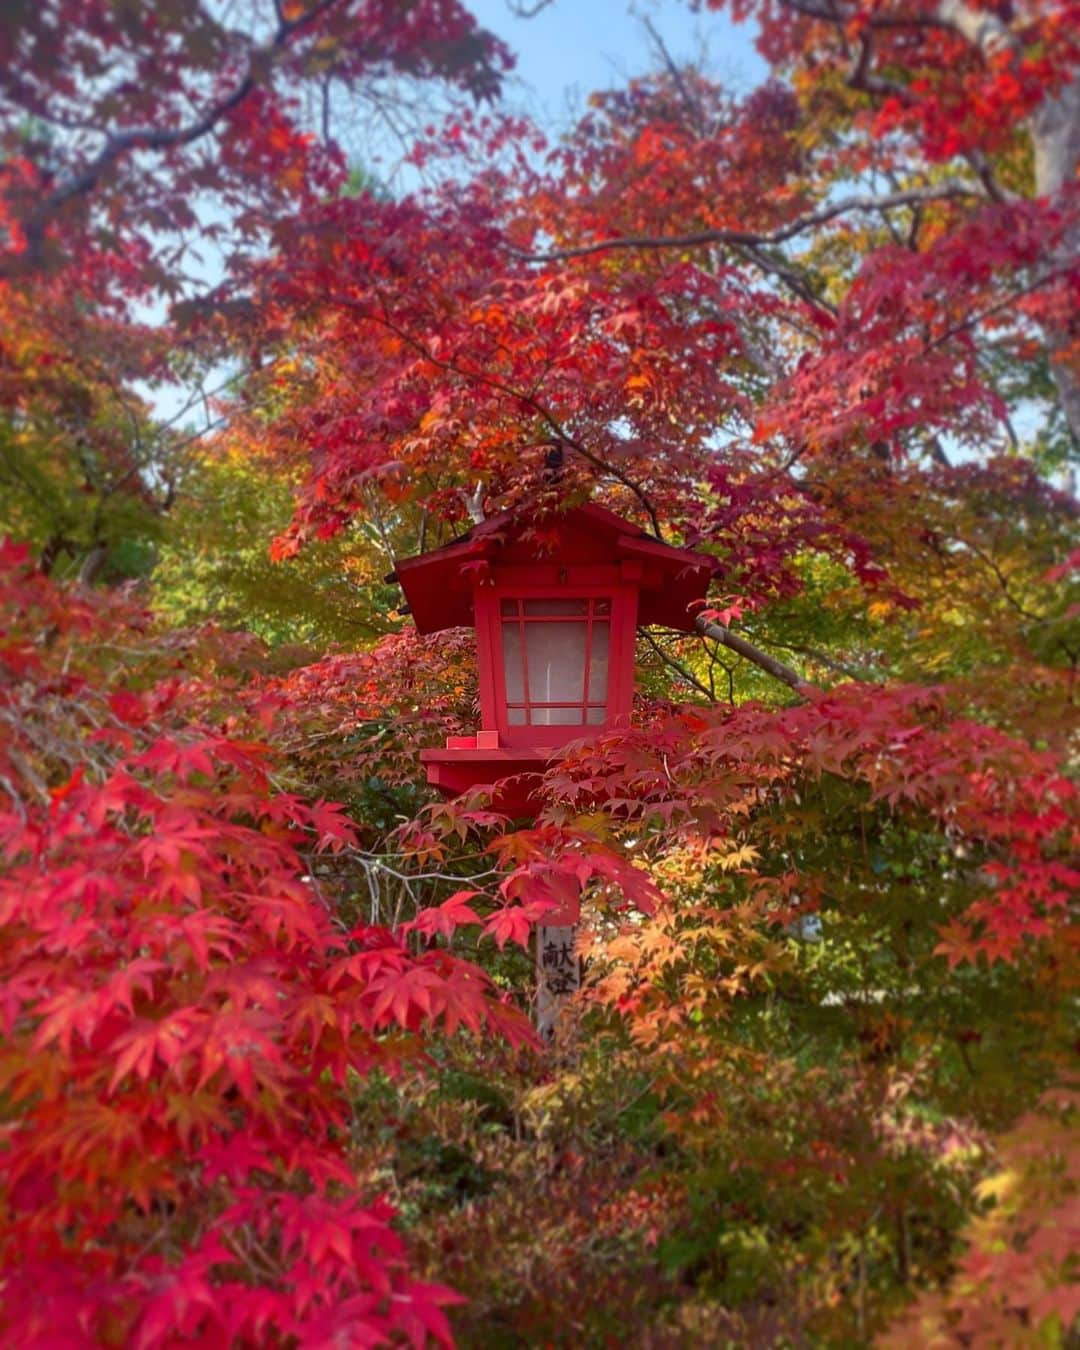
[420,742,556,817]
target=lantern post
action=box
[392,503,711,1034]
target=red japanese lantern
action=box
[393,502,712,814]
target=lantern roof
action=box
[393,502,714,635]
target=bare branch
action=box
[694,615,812,697]
[846,29,907,98]
[457,482,487,525]
[769,638,875,682]
[730,241,837,318]
[642,17,706,136]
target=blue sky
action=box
[468,0,766,128]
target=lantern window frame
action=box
[474,576,638,748]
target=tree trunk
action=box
[1031,75,1080,444]
[939,0,1080,442]
[77,544,109,588]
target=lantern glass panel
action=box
[586,622,609,701]
[523,598,587,616]
[499,597,611,728]
[501,623,525,702]
[525,620,588,709]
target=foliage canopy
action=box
[0,0,1077,1345]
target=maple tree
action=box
[0,541,532,1344]
[0,0,508,584]
[2,0,1079,1344]
[0,3,534,1343]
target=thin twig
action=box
[641,630,717,702]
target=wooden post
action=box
[536,924,580,1038]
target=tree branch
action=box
[517,185,981,264]
[641,630,717,702]
[729,241,838,318]
[13,0,344,261]
[769,638,874,682]
[694,616,812,697]
[643,16,706,136]
[778,0,952,33]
